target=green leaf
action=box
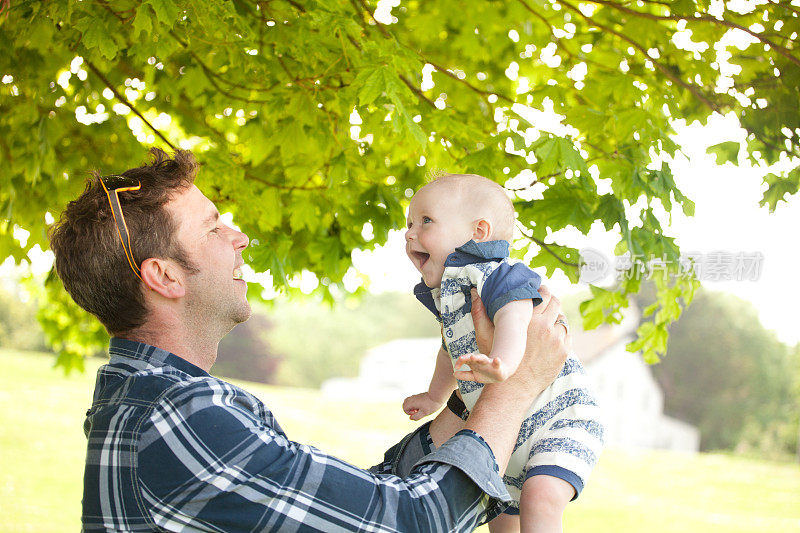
[132,5,153,38]
[358,68,386,106]
[627,321,668,364]
[760,169,800,211]
[388,92,426,149]
[145,0,181,27]
[579,286,628,330]
[707,141,740,165]
[289,202,318,232]
[530,244,580,283]
[529,183,595,233]
[256,190,282,231]
[83,19,118,60]
[594,194,625,231]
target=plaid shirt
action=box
[82,338,511,532]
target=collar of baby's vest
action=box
[447,239,509,267]
[412,240,510,317]
[413,281,440,317]
[108,336,210,378]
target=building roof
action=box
[570,325,631,363]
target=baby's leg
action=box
[518,475,575,533]
[487,511,520,533]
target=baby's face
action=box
[405,183,476,288]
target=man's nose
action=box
[232,228,249,251]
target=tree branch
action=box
[348,0,517,105]
[352,0,392,39]
[83,59,176,150]
[559,0,721,112]
[168,30,281,94]
[171,101,328,191]
[516,224,580,267]
[586,0,800,68]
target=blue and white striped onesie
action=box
[414,240,604,513]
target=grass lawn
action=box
[1,348,799,532]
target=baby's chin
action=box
[421,274,443,288]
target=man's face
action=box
[166,185,251,330]
[405,183,475,288]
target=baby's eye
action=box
[422,216,433,224]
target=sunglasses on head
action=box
[99,174,143,282]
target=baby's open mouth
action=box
[411,251,430,268]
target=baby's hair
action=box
[426,168,450,181]
[427,173,516,242]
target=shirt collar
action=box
[109,337,210,378]
[444,239,510,268]
[413,282,440,317]
[412,240,510,317]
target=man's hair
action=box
[428,173,516,242]
[49,148,199,335]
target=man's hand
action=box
[453,353,511,383]
[403,392,444,421]
[469,288,494,355]
[469,285,570,402]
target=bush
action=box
[0,281,48,352]
[214,313,282,384]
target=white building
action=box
[571,308,700,452]
[322,307,700,453]
[322,338,441,400]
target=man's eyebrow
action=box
[203,211,220,227]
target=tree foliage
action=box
[646,289,798,455]
[1,0,798,369]
[214,313,282,384]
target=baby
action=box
[403,174,603,532]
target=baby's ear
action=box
[473,219,492,242]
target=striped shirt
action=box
[82,338,512,532]
[414,240,604,511]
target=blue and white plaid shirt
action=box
[82,338,511,532]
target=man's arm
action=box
[136,379,506,532]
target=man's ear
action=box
[140,257,186,299]
[473,219,492,242]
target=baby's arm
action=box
[454,299,533,383]
[403,346,455,421]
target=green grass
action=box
[1,349,799,532]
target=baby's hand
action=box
[453,353,511,383]
[403,392,443,421]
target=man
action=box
[49,149,570,532]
